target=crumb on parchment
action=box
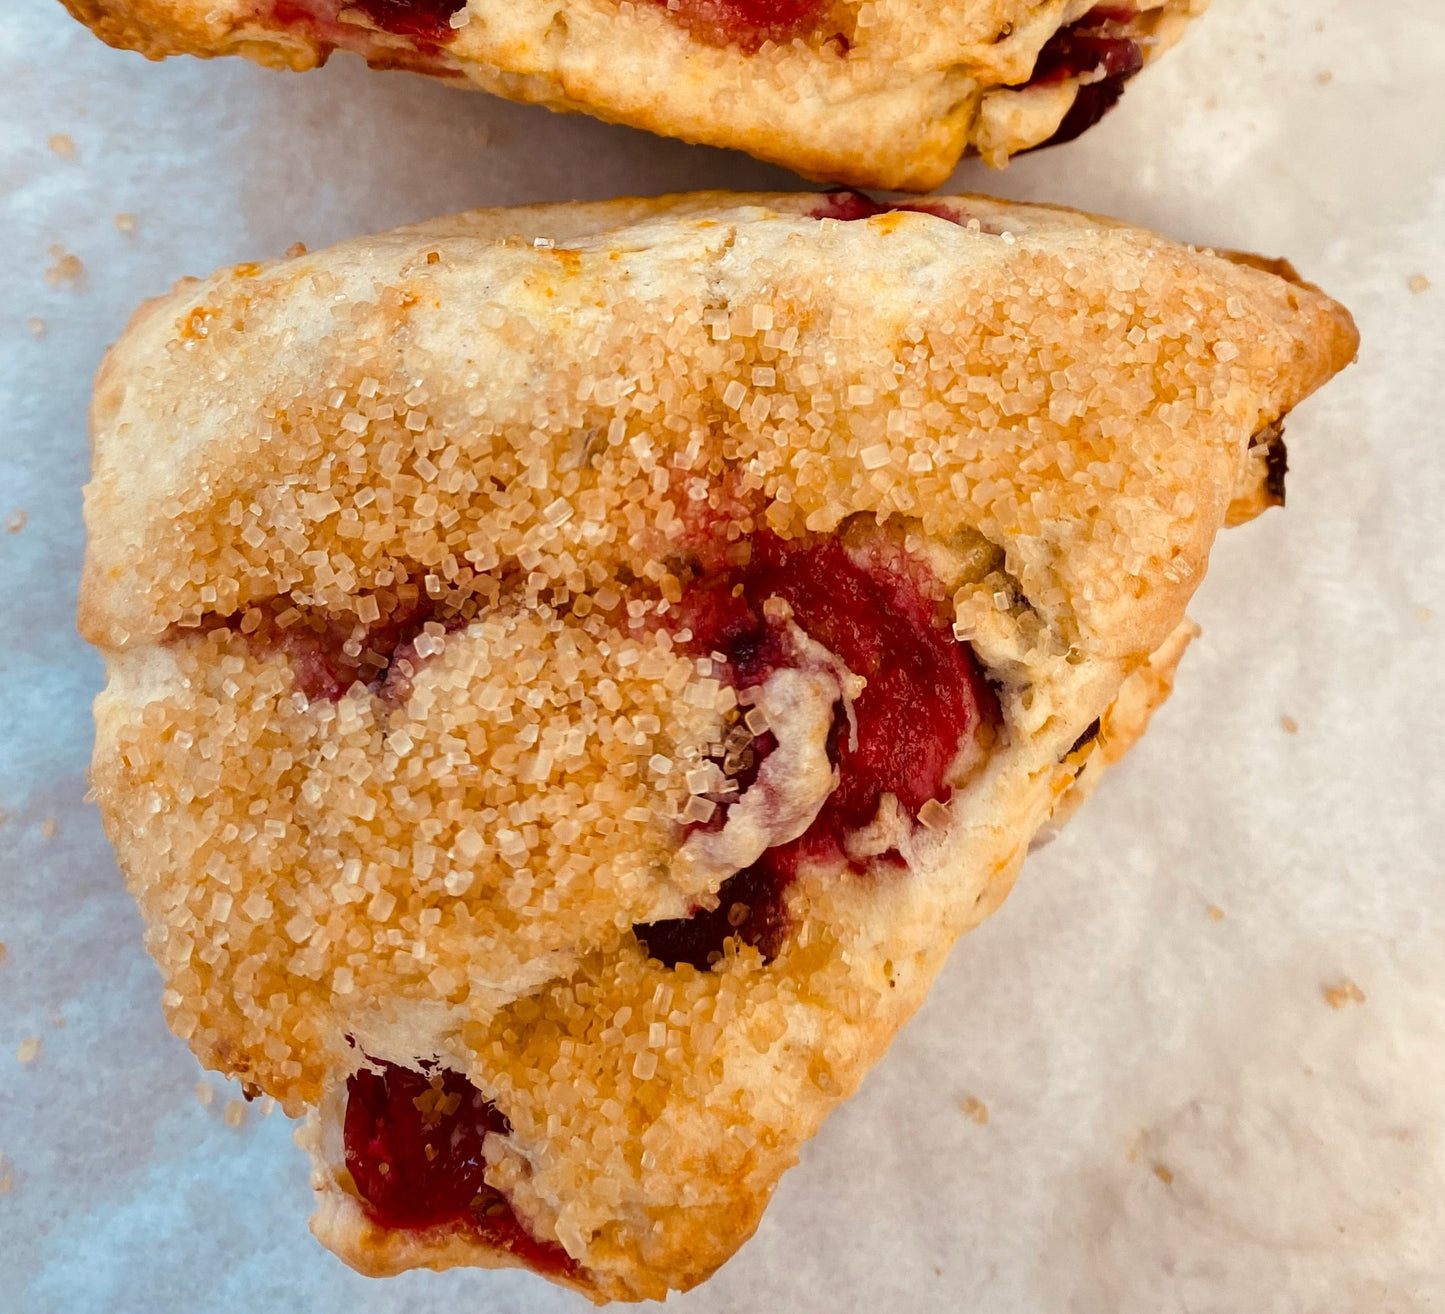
[44,247,85,288]
[1324,980,1366,1010]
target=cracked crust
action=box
[81,191,1356,1301]
[61,0,1208,189]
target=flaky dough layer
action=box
[61,0,1207,189]
[82,192,1355,1301]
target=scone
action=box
[80,191,1356,1301]
[59,0,1208,189]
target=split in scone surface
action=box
[60,0,1208,189]
[80,191,1356,1301]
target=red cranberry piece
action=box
[809,190,892,222]
[1260,427,1288,506]
[270,0,461,46]
[809,190,966,225]
[639,529,998,969]
[215,587,468,703]
[269,0,316,27]
[343,1059,577,1274]
[345,1062,503,1230]
[648,0,829,52]
[1031,31,1143,86]
[276,627,356,703]
[1020,11,1145,152]
[695,533,993,830]
[1082,4,1142,24]
[1036,74,1134,149]
[636,858,791,969]
[675,571,788,687]
[345,0,461,43]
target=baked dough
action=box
[80,191,1356,1301]
[60,0,1208,189]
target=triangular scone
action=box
[80,192,1356,1302]
[62,0,1205,189]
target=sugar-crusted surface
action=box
[60,0,1209,189]
[82,192,1356,1301]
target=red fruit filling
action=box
[209,585,472,703]
[686,532,993,832]
[1038,75,1134,149]
[646,0,834,53]
[1030,31,1143,87]
[636,858,791,970]
[1024,8,1145,151]
[809,190,966,225]
[344,1059,576,1273]
[268,0,462,61]
[637,529,998,969]
[343,0,462,42]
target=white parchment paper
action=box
[3,1,1444,1309]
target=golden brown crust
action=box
[1037,616,1200,842]
[81,192,1355,1301]
[62,0,1209,189]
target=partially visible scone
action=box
[60,0,1208,189]
[81,191,1356,1301]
